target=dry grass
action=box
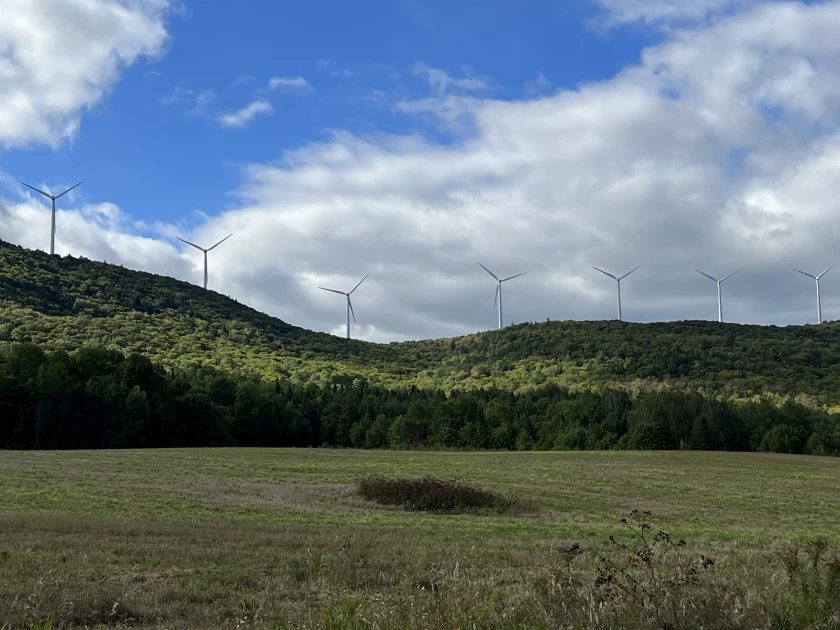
[0,449,838,628]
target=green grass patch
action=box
[1,449,839,628]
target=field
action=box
[1,449,839,629]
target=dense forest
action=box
[1,343,838,454]
[3,240,840,408]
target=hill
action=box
[2,239,840,405]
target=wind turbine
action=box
[794,264,834,325]
[21,180,84,255]
[177,234,233,290]
[477,262,526,330]
[593,265,641,321]
[319,274,369,339]
[695,269,739,323]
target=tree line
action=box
[1,343,837,455]
[6,239,840,405]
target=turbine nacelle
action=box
[21,179,85,255]
[695,268,739,323]
[21,180,84,202]
[177,233,233,290]
[477,262,526,330]
[793,265,834,325]
[593,265,641,321]
[318,274,369,338]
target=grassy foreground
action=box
[0,449,838,629]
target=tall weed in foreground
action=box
[593,510,719,630]
[773,539,840,630]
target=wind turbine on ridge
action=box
[477,262,526,330]
[793,264,834,325]
[21,180,84,255]
[593,265,641,321]
[318,274,369,339]
[695,268,739,323]
[177,234,233,290]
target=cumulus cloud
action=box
[0,0,175,149]
[6,1,840,341]
[218,100,274,128]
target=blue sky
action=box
[4,0,654,228]
[3,0,840,341]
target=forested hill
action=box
[2,239,840,405]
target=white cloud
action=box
[218,100,273,128]
[267,76,314,94]
[524,71,552,97]
[0,0,176,149]
[6,1,840,340]
[592,0,753,27]
[161,86,215,113]
[412,63,493,97]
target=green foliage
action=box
[0,341,838,453]
[4,239,840,404]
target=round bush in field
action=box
[358,475,511,512]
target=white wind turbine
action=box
[695,269,739,323]
[593,265,641,321]
[477,262,527,330]
[319,274,369,339]
[177,234,233,290]
[21,180,84,255]
[794,264,834,325]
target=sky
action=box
[2,0,840,342]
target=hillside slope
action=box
[2,239,840,403]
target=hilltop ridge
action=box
[1,239,840,404]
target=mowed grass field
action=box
[1,449,838,629]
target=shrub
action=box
[358,475,512,513]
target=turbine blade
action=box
[493,283,499,309]
[501,272,527,282]
[207,233,233,251]
[318,287,347,295]
[593,267,617,280]
[794,268,817,280]
[477,262,499,281]
[21,182,52,199]
[694,269,718,283]
[348,297,357,324]
[349,273,369,294]
[720,269,740,283]
[176,237,205,252]
[818,264,835,280]
[54,180,84,199]
[619,265,642,280]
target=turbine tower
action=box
[794,264,834,325]
[477,262,526,330]
[695,269,739,323]
[318,274,369,339]
[593,265,641,321]
[177,234,233,290]
[21,180,84,255]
